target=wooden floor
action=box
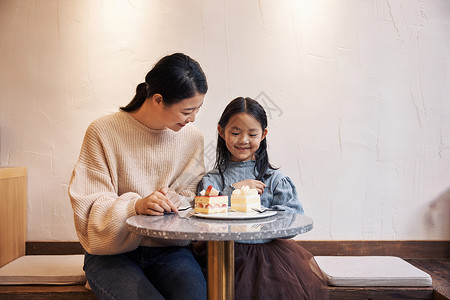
[0,241,448,300]
[408,259,450,300]
[328,286,434,300]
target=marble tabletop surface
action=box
[126,210,313,241]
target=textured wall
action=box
[0,0,449,241]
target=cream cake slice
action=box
[230,185,260,212]
[195,185,228,214]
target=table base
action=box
[207,241,234,300]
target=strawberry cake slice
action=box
[194,185,228,214]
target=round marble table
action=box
[126,211,313,300]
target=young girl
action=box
[197,97,329,299]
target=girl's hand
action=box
[233,180,266,195]
[135,187,179,215]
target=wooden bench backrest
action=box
[0,167,27,267]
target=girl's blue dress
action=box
[194,161,329,299]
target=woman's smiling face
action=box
[219,112,267,162]
[158,93,205,132]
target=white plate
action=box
[192,210,277,220]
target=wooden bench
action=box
[301,241,450,300]
[0,241,448,300]
[0,168,95,299]
[2,168,448,298]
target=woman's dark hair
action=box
[120,53,208,111]
[215,97,276,185]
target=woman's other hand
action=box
[135,187,179,215]
[233,180,266,195]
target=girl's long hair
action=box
[215,97,276,185]
[121,53,207,111]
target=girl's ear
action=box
[217,125,225,138]
[261,128,268,141]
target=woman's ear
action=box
[217,125,225,138]
[152,93,163,105]
[261,128,268,141]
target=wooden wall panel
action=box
[297,240,450,258]
[0,167,27,267]
[26,240,450,258]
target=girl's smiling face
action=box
[219,112,268,162]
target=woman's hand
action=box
[233,180,266,195]
[135,187,179,215]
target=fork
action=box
[178,210,194,219]
[251,207,285,213]
[163,207,191,215]
[178,206,192,211]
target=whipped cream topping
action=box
[232,185,258,196]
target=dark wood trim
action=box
[297,240,450,258]
[26,241,84,255]
[0,285,96,299]
[26,240,450,258]
[327,286,434,299]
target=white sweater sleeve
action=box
[69,123,141,255]
[69,165,141,255]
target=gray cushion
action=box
[0,255,86,285]
[314,256,432,287]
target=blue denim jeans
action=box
[84,246,207,300]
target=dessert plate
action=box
[192,210,277,220]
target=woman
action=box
[69,53,208,300]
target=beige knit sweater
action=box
[69,111,205,255]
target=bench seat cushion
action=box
[0,255,86,285]
[314,256,432,287]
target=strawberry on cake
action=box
[194,185,228,214]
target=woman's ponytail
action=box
[120,82,148,112]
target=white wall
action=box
[1,0,449,241]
